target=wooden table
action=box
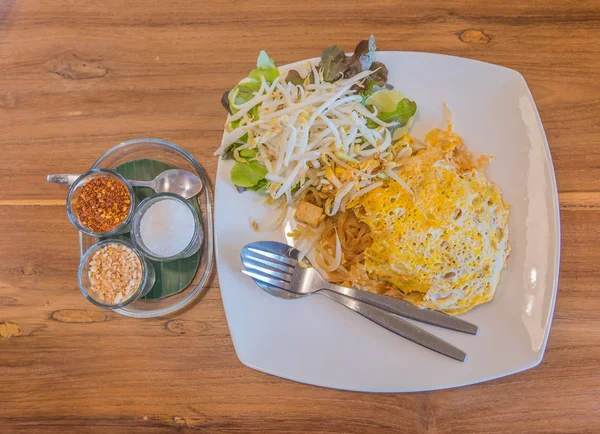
[1,1,599,432]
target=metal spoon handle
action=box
[318,289,466,362]
[47,173,156,190]
[46,174,80,185]
[129,180,156,189]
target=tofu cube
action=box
[294,201,324,228]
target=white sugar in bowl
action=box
[130,193,203,262]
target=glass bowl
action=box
[78,239,156,309]
[130,192,203,262]
[67,168,136,237]
[79,138,214,318]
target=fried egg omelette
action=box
[349,128,510,315]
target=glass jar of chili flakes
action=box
[67,169,136,236]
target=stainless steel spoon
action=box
[47,169,203,199]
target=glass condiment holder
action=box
[78,239,156,309]
[130,193,203,262]
[80,138,213,318]
[67,168,137,237]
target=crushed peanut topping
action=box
[87,243,142,305]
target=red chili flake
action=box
[76,177,131,232]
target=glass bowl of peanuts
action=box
[78,239,156,309]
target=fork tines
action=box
[244,251,294,273]
[246,247,297,266]
[241,248,297,291]
[241,269,291,290]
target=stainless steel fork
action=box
[241,241,475,362]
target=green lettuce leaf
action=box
[365,89,417,140]
[248,50,279,84]
[354,62,391,102]
[247,178,268,192]
[229,82,261,115]
[232,147,259,163]
[376,98,417,126]
[221,134,248,160]
[366,90,416,126]
[358,79,387,103]
[222,82,260,116]
[230,161,268,188]
[222,50,279,116]
[239,148,258,159]
[366,97,417,137]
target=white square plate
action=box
[214,52,560,392]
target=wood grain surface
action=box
[1,0,599,432]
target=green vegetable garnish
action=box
[365,89,417,137]
[320,45,348,82]
[248,178,268,193]
[284,69,316,87]
[248,50,280,85]
[217,37,418,202]
[239,148,258,159]
[357,61,390,102]
[375,98,417,126]
[284,70,305,86]
[221,50,280,117]
[231,160,268,188]
[233,147,259,163]
[319,35,377,83]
